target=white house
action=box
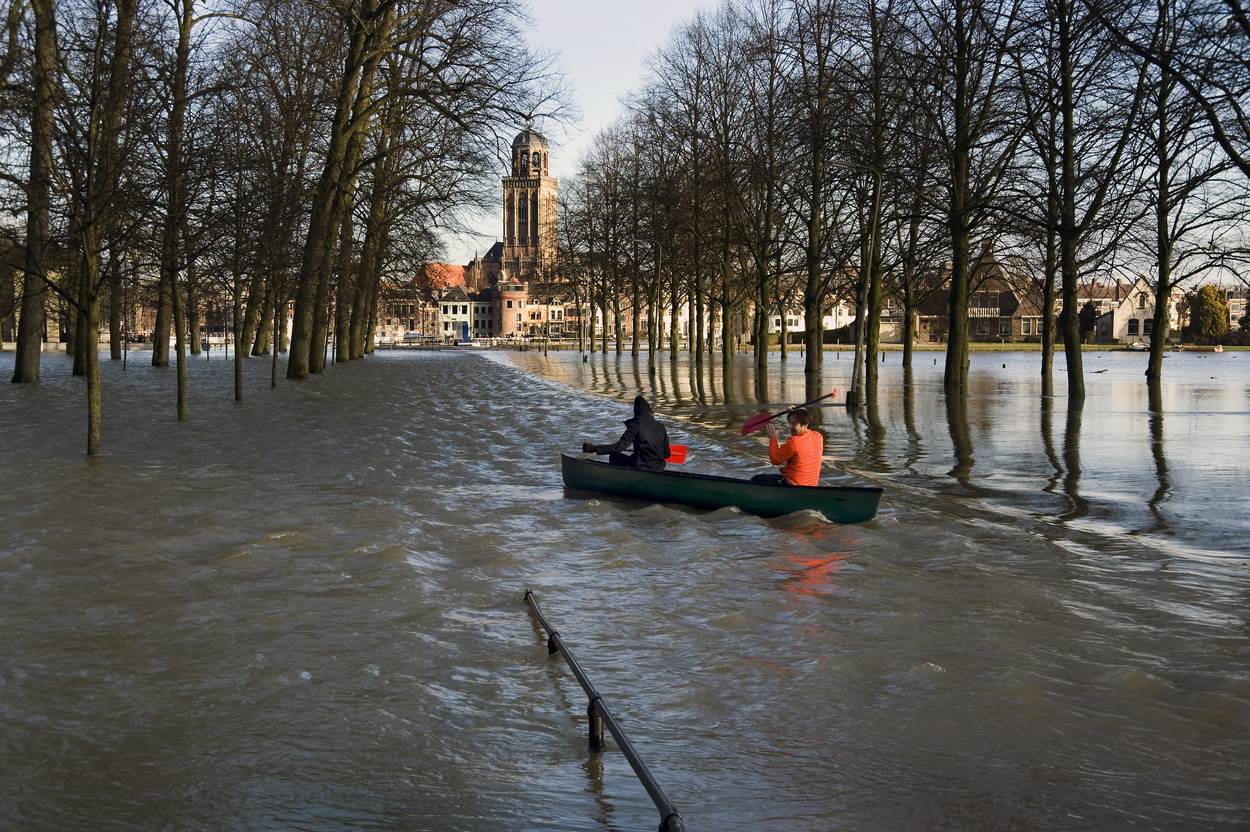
[1095,277,1179,344]
[767,301,857,340]
[439,286,473,342]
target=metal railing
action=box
[524,589,687,832]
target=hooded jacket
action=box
[593,396,670,471]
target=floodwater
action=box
[1,345,1247,831]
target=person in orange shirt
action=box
[752,407,823,486]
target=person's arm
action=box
[592,422,636,455]
[768,435,797,466]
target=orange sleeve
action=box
[769,436,797,465]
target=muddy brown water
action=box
[1,347,1247,830]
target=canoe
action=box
[560,453,882,524]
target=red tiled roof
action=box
[423,263,467,290]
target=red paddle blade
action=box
[740,389,839,435]
[666,444,688,464]
[740,412,773,435]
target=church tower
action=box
[502,127,558,283]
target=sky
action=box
[441,0,712,265]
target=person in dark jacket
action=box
[582,395,670,471]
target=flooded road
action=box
[2,347,1248,830]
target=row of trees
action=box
[1,0,566,453]
[556,0,1249,403]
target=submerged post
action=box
[588,696,604,751]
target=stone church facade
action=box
[378,127,568,343]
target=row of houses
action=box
[379,259,1244,347]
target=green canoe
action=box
[561,453,882,524]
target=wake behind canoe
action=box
[560,453,882,524]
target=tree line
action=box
[556,0,1249,403]
[0,0,566,453]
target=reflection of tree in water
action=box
[1041,397,1063,498]
[669,359,683,406]
[903,365,922,474]
[1060,401,1089,521]
[1147,381,1170,532]
[862,382,887,471]
[720,356,735,404]
[946,393,975,488]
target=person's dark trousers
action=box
[751,473,789,485]
[609,452,639,468]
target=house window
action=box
[1128,319,1139,335]
[1143,319,1153,335]
[1022,319,1032,335]
[999,319,1010,335]
[1137,294,1146,309]
[442,306,449,314]
[507,300,513,309]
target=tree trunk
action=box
[669,277,679,360]
[11,55,47,384]
[1041,180,1058,396]
[1058,2,1085,403]
[754,265,768,376]
[364,289,378,354]
[630,280,640,357]
[72,264,87,373]
[600,295,608,354]
[86,297,101,454]
[173,272,188,420]
[1147,76,1172,383]
[108,250,122,360]
[613,292,623,355]
[253,279,274,355]
[944,5,973,396]
[945,189,971,394]
[233,264,244,402]
[187,271,200,355]
[153,276,172,366]
[157,0,193,370]
[349,124,392,360]
[288,8,381,379]
[0,266,14,344]
[864,182,883,390]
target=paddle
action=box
[666,444,688,464]
[740,389,839,436]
